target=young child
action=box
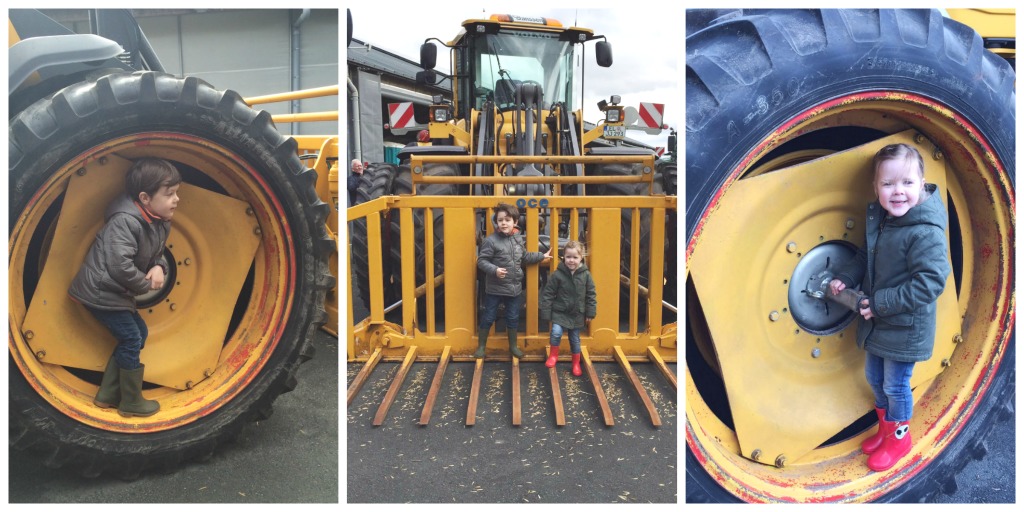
[829,143,950,472]
[69,158,181,418]
[475,202,552,358]
[540,240,597,376]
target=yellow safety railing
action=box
[244,85,340,334]
[347,177,677,364]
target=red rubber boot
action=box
[545,346,560,368]
[571,353,582,376]
[867,420,911,472]
[862,407,887,454]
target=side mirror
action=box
[595,41,612,67]
[346,9,353,48]
[416,70,437,85]
[420,42,437,70]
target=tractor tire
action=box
[8,71,334,478]
[686,9,1014,502]
[349,162,398,322]
[589,162,666,314]
[390,163,458,311]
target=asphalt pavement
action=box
[933,402,1015,503]
[346,359,678,503]
[7,329,339,504]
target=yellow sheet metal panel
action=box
[587,208,621,350]
[946,8,1015,39]
[688,130,960,464]
[444,208,476,346]
[23,155,260,390]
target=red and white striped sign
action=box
[638,102,664,130]
[388,102,415,130]
[655,147,665,158]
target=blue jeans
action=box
[864,352,916,422]
[87,308,148,370]
[550,323,581,354]
[479,293,523,331]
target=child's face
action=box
[563,247,582,270]
[494,211,516,235]
[874,159,923,218]
[141,184,180,219]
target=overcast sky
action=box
[347,6,682,149]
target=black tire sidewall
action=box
[8,71,331,474]
[685,9,1015,503]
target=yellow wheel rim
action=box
[686,92,1013,502]
[9,132,296,434]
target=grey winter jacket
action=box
[68,194,171,311]
[833,184,950,362]
[540,262,597,329]
[477,231,545,297]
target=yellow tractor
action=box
[685,8,1014,502]
[347,14,677,426]
[8,9,337,477]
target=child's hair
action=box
[872,143,925,180]
[126,158,182,200]
[563,240,586,259]
[493,202,520,224]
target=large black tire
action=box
[349,162,398,322]
[686,9,1014,502]
[390,163,458,313]
[588,162,668,316]
[8,71,334,478]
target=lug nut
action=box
[185,381,194,389]
[786,242,797,253]
[35,350,46,360]
[184,258,192,266]
[846,219,855,229]
[769,311,780,322]
[76,168,87,176]
[953,334,963,344]
[751,449,762,461]
[254,227,262,236]
[204,369,213,378]
[246,207,254,216]
[99,156,108,165]
[941,359,951,367]
[811,347,821,358]
[24,330,34,340]
[775,455,786,468]
[914,133,925,144]
[933,149,943,161]
[170,303,177,311]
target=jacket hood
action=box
[885,183,945,230]
[106,194,158,224]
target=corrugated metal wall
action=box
[64,9,338,137]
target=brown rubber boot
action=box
[93,356,120,409]
[117,364,160,417]
[473,328,489,359]
[507,329,524,359]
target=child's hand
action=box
[585,317,592,327]
[859,305,874,320]
[146,266,166,290]
[542,246,554,262]
[829,279,845,296]
[496,267,508,279]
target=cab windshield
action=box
[472,30,575,111]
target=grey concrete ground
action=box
[7,330,339,503]
[346,359,678,504]
[934,404,1015,504]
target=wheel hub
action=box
[787,242,857,335]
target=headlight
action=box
[433,108,449,122]
[605,108,621,123]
